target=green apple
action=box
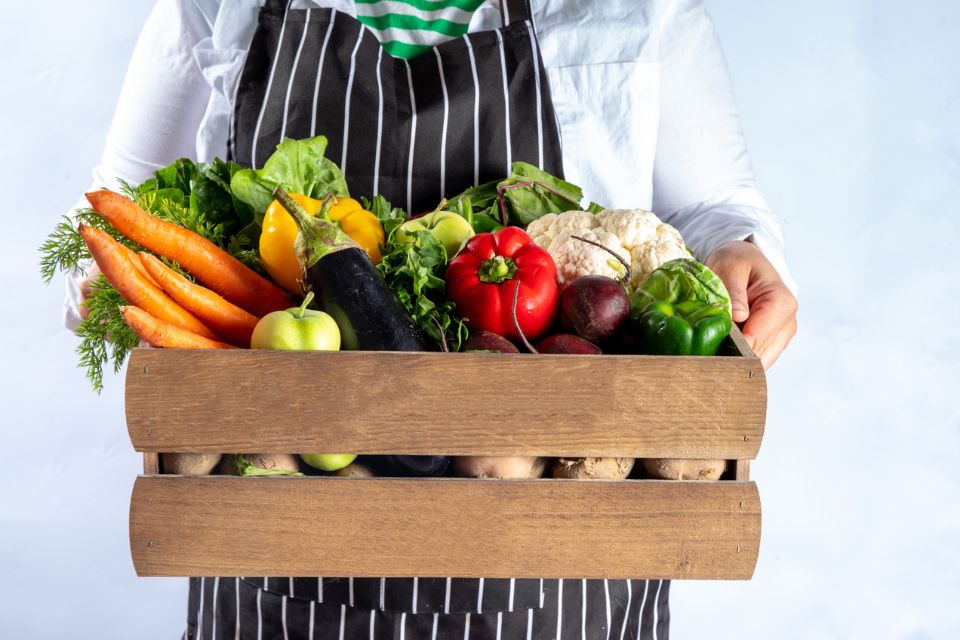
[395,210,475,257]
[299,453,358,472]
[251,292,340,351]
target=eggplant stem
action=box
[570,234,631,284]
[512,280,538,354]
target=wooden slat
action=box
[130,476,761,580]
[734,459,750,481]
[126,348,766,459]
[143,452,159,475]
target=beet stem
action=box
[570,235,631,284]
[512,280,538,354]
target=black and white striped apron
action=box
[229,0,564,213]
[185,577,669,639]
[192,0,670,637]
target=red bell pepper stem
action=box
[478,256,518,284]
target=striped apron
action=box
[187,0,671,637]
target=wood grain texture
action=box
[126,342,766,459]
[143,452,159,475]
[734,459,751,481]
[129,476,761,580]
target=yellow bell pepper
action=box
[260,194,385,294]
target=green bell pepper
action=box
[628,259,733,356]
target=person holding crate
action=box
[65,0,798,637]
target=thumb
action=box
[707,258,750,323]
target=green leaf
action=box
[231,136,350,223]
[377,227,468,351]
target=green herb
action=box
[74,276,140,393]
[377,228,468,351]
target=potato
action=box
[219,453,301,476]
[551,457,634,480]
[642,458,726,480]
[332,462,377,477]
[160,452,222,476]
[452,456,548,479]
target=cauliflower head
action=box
[525,208,690,291]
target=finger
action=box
[707,257,751,323]
[741,289,797,369]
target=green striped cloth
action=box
[354,0,486,58]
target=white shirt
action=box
[64,0,796,328]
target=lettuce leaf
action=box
[231,136,350,223]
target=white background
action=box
[2,1,958,638]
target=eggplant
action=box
[383,455,451,477]
[275,188,425,351]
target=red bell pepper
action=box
[445,226,558,341]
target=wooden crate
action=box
[126,328,765,580]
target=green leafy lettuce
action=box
[231,136,350,222]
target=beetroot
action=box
[559,275,631,343]
[462,330,519,353]
[537,334,602,355]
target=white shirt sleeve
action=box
[63,0,213,329]
[651,0,797,293]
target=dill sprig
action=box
[38,208,137,283]
[74,276,140,393]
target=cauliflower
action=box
[525,208,691,291]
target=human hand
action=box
[706,241,797,369]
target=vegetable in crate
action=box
[627,258,733,356]
[85,190,290,317]
[161,453,222,476]
[552,457,635,480]
[453,456,547,479]
[300,453,358,472]
[383,455,450,477]
[642,458,726,481]
[395,209,475,258]
[251,292,340,351]
[525,208,690,292]
[260,193,385,293]
[445,226,559,341]
[275,188,426,351]
[221,454,303,477]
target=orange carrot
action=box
[120,306,236,349]
[118,243,159,287]
[139,252,259,347]
[78,223,223,341]
[85,190,290,317]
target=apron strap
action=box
[500,0,532,27]
[262,0,291,13]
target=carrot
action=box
[118,243,159,287]
[85,190,290,317]
[120,306,236,349]
[139,252,259,347]
[78,223,223,341]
